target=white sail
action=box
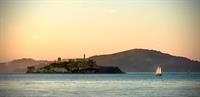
[155,66,161,74]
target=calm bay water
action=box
[0,72,200,97]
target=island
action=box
[27,57,124,74]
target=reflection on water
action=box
[0,72,200,97]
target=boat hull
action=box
[156,74,162,76]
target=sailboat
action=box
[155,66,162,76]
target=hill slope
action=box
[89,49,200,72]
[0,58,49,73]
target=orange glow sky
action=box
[0,0,200,62]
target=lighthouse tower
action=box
[83,54,86,60]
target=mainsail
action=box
[155,66,162,76]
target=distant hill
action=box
[0,58,49,73]
[0,49,200,72]
[89,49,200,72]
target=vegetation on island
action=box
[27,59,124,74]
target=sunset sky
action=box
[0,0,200,62]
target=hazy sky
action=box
[0,0,200,62]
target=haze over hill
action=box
[89,49,200,72]
[0,49,200,72]
[0,58,49,73]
